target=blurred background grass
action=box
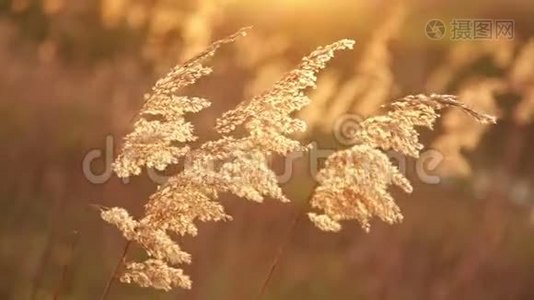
[1,0,534,299]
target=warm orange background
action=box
[1,0,534,299]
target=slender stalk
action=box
[53,230,80,300]
[258,209,303,300]
[100,240,132,300]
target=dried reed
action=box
[101,28,495,292]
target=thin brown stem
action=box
[53,230,80,300]
[100,240,132,300]
[257,209,303,300]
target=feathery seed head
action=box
[308,94,496,232]
[101,29,496,291]
[113,28,249,178]
[102,29,354,291]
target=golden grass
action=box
[101,29,495,291]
